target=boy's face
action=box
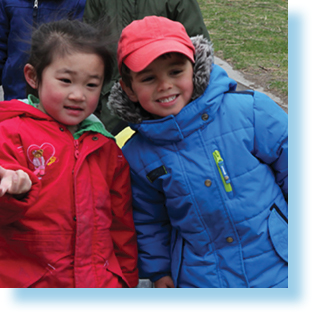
[26,51,104,134]
[123,53,194,119]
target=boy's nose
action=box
[157,79,172,91]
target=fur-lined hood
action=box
[107,35,214,124]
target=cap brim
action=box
[123,39,195,72]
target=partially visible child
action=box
[0,0,86,101]
[0,19,138,288]
[108,16,288,288]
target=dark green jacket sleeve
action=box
[164,0,210,40]
[84,0,210,39]
[83,0,104,24]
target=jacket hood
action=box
[0,97,114,140]
[107,35,214,124]
[0,98,48,123]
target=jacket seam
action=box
[196,130,225,286]
[207,135,250,286]
[89,152,101,287]
[233,194,280,225]
[244,247,276,261]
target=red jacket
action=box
[0,99,138,288]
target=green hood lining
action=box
[23,95,115,141]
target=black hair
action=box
[26,19,114,97]
[120,62,133,90]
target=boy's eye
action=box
[170,69,183,75]
[141,76,154,83]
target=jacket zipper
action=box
[213,150,232,192]
[74,140,79,159]
[73,138,78,276]
[33,0,39,19]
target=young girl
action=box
[0,19,138,288]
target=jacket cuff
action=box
[150,272,172,283]
[124,269,139,288]
[0,164,41,224]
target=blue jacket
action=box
[108,37,288,288]
[0,0,86,100]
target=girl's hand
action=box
[0,166,32,198]
[154,276,175,288]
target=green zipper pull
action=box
[213,150,232,192]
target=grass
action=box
[197,0,288,98]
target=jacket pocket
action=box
[100,252,129,288]
[268,203,288,262]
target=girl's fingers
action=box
[14,170,32,194]
[0,167,12,196]
[0,167,31,196]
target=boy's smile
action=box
[125,53,194,118]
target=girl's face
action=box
[28,51,104,134]
[122,53,194,118]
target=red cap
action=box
[117,16,195,73]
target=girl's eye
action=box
[60,78,71,83]
[87,83,98,88]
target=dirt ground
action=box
[215,52,288,110]
[241,68,288,107]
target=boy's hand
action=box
[154,276,175,288]
[0,166,32,198]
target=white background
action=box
[1,0,313,314]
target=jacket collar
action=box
[129,65,237,144]
[0,96,114,141]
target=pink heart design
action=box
[27,143,56,167]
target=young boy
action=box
[108,16,288,288]
[83,0,211,135]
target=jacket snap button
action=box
[59,127,64,132]
[226,237,234,243]
[92,136,98,141]
[204,179,212,187]
[201,113,209,121]
[73,216,77,221]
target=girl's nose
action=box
[69,87,85,101]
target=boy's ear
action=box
[24,64,38,89]
[119,78,138,103]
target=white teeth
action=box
[158,95,176,103]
